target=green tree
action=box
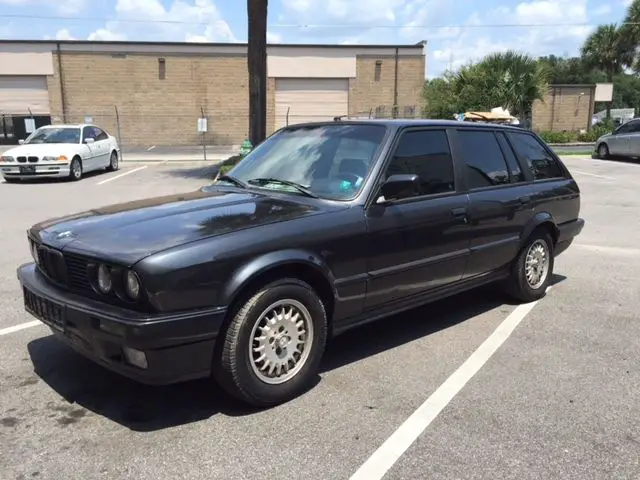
[581,24,633,118]
[422,72,461,119]
[537,55,607,84]
[452,51,550,119]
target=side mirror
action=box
[85,138,95,144]
[18,139,25,145]
[378,174,420,203]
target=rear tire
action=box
[505,230,554,303]
[68,156,83,181]
[213,278,328,408]
[106,151,119,172]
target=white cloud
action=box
[267,31,283,43]
[423,0,593,76]
[591,4,612,15]
[88,27,126,41]
[55,28,75,40]
[0,0,85,13]
[277,0,596,77]
[88,0,236,43]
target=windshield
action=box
[24,127,81,144]
[221,123,388,200]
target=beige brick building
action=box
[532,84,596,133]
[0,40,426,147]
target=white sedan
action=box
[0,124,120,183]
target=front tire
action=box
[597,143,609,159]
[213,278,328,407]
[68,156,83,181]
[506,230,554,303]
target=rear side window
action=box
[495,132,525,183]
[386,129,455,196]
[508,132,564,180]
[456,129,510,189]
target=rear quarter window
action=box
[507,131,565,180]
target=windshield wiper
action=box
[217,174,248,189]
[247,178,318,198]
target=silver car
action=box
[595,119,640,159]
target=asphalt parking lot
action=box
[1,157,639,480]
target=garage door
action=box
[0,76,50,115]
[275,78,348,129]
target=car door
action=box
[81,126,100,171]
[363,127,472,310]
[607,121,634,156]
[450,127,534,279]
[92,127,111,166]
[623,121,640,157]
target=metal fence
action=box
[1,104,425,151]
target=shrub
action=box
[578,121,614,142]
[217,154,242,176]
[537,130,579,144]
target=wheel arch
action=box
[520,212,559,249]
[221,249,338,327]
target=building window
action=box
[374,60,382,82]
[158,58,166,80]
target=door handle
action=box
[451,207,468,223]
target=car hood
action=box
[30,187,330,265]
[2,143,79,157]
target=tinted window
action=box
[95,128,108,141]
[385,129,455,196]
[508,132,564,180]
[227,124,387,201]
[496,132,525,182]
[627,121,640,133]
[457,130,509,188]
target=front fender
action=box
[220,249,337,307]
[520,212,558,247]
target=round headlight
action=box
[97,264,112,293]
[125,270,140,299]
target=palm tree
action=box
[247,0,268,146]
[581,24,634,119]
[622,0,640,67]
[453,51,549,122]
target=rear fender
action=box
[520,212,559,248]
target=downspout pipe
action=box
[56,42,67,123]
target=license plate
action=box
[23,287,66,332]
[19,166,36,174]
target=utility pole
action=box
[247,0,268,146]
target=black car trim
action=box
[469,235,520,253]
[337,267,511,335]
[17,262,227,326]
[367,248,470,278]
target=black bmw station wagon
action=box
[18,119,584,407]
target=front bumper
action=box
[2,163,71,179]
[17,262,227,385]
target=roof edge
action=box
[0,39,425,50]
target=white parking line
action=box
[349,290,550,480]
[96,165,148,185]
[146,145,156,151]
[575,244,640,256]
[0,320,42,337]
[571,169,614,180]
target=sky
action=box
[0,0,633,77]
